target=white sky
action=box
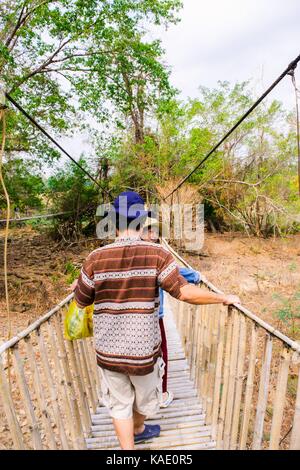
[53,0,300,172]
[154,0,300,107]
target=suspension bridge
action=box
[0,239,299,450]
[1,54,300,450]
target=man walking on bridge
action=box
[74,191,240,450]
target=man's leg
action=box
[99,367,135,450]
[112,418,134,450]
[133,409,146,435]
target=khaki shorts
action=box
[99,357,165,420]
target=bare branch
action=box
[5,0,53,51]
[9,37,73,91]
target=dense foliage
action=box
[1,1,299,238]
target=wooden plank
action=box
[199,305,209,404]
[290,364,300,449]
[90,421,211,434]
[92,409,205,424]
[252,334,273,450]
[36,328,69,449]
[91,414,205,430]
[12,347,43,450]
[90,424,212,439]
[46,321,75,448]
[24,337,57,450]
[211,309,226,440]
[216,308,233,448]
[206,305,219,424]
[161,441,216,450]
[94,403,202,418]
[239,324,258,449]
[87,428,212,447]
[230,315,246,449]
[269,348,290,449]
[223,311,240,449]
[52,315,86,449]
[88,435,213,450]
[64,339,92,433]
[0,356,25,449]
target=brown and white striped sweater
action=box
[74,236,188,376]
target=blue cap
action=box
[112,191,149,220]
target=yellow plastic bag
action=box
[64,300,94,341]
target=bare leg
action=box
[133,409,146,435]
[112,418,134,450]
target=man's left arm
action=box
[74,255,95,308]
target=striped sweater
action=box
[74,236,188,375]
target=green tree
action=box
[105,80,300,236]
[0,0,181,161]
[45,156,99,239]
[0,158,44,210]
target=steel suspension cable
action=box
[164,52,300,201]
[5,92,111,196]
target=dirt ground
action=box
[1,227,300,342]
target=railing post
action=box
[12,346,43,449]
[206,305,219,425]
[230,315,246,449]
[239,324,258,449]
[252,334,273,449]
[36,327,70,449]
[24,336,57,449]
[52,315,87,449]
[290,362,300,449]
[269,348,291,449]
[211,308,226,441]
[217,307,233,448]
[0,355,25,449]
[223,310,240,449]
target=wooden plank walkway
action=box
[86,299,216,450]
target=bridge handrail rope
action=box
[0,294,74,355]
[162,241,300,450]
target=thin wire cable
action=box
[5,92,111,196]
[164,53,300,201]
[289,69,300,195]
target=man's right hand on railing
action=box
[178,284,241,306]
[222,294,241,306]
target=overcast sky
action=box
[55,0,300,171]
[154,0,300,107]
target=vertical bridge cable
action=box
[0,108,11,341]
[4,92,111,197]
[288,69,300,195]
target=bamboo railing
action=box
[0,294,100,450]
[163,239,300,450]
